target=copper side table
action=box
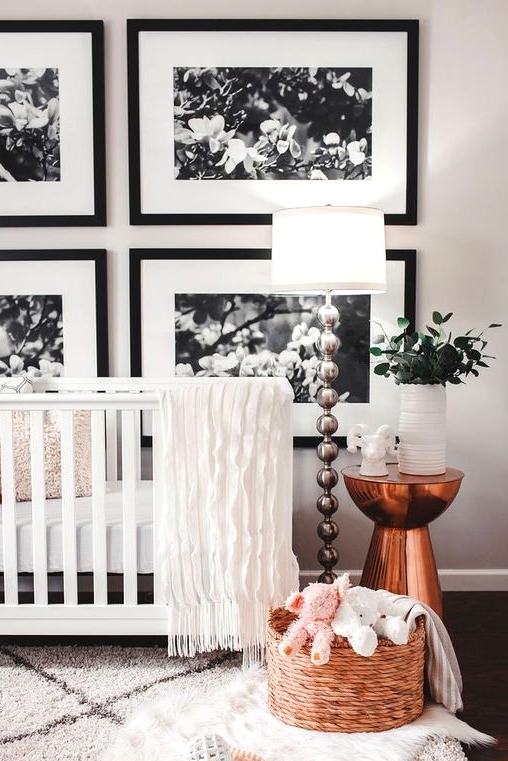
[341,464,464,618]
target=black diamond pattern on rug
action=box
[0,645,241,760]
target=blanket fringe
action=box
[167,599,269,667]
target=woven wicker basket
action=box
[267,607,425,733]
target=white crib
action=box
[0,376,297,650]
[0,378,172,636]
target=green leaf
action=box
[397,316,410,330]
[369,310,499,386]
[369,346,383,356]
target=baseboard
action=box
[438,569,508,591]
[299,569,508,591]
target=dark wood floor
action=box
[443,592,507,761]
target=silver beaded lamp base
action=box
[315,291,340,581]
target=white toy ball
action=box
[185,732,232,761]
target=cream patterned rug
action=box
[0,646,495,761]
[0,644,241,760]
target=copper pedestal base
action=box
[342,464,464,618]
[360,525,442,616]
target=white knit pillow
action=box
[7,410,93,502]
[0,375,92,501]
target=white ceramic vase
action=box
[397,384,446,475]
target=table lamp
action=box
[271,205,386,582]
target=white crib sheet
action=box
[0,480,155,574]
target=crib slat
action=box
[30,411,48,605]
[106,408,118,481]
[152,410,165,605]
[133,403,141,481]
[60,411,78,605]
[0,411,18,605]
[121,410,138,605]
[91,410,108,605]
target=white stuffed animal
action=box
[331,574,409,657]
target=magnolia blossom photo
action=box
[174,292,370,403]
[0,294,64,376]
[0,67,60,182]
[173,66,372,181]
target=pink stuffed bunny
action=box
[278,580,343,665]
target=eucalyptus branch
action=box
[370,311,501,386]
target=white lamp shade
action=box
[271,206,387,294]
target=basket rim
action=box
[268,607,425,652]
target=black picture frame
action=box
[0,250,108,376]
[127,19,418,226]
[0,21,106,227]
[129,248,416,447]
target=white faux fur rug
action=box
[105,667,495,761]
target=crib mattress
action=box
[0,481,155,574]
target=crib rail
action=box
[0,392,159,410]
[0,380,168,633]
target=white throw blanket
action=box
[376,591,464,713]
[158,378,299,664]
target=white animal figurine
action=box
[347,423,397,476]
[331,573,409,657]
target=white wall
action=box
[2,0,507,588]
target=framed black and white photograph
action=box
[0,21,106,226]
[130,248,416,445]
[127,19,418,226]
[0,250,108,377]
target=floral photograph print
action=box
[128,20,418,224]
[0,67,60,183]
[174,292,370,404]
[173,67,371,181]
[0,294,63,377]
[0,21,105,226]
[130,248,416,444]
[0,250,108,377]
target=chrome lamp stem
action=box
[315,290,340,583]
